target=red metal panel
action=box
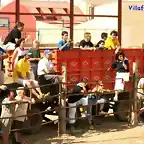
[67,59,80,72]
[91,70,102,82]
[91,57,102,70]
[80,58,91,70]
[80,72,90,81]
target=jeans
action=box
[68,97,88,124]
[87,95,106,122]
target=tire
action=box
[114,101,129,122]
[23,108,42,134]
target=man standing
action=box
[29,40,41,79]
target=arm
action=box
[58,41,69,51]
[11,48,18,63]
[79,40,84,49]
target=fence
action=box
[0,61,143,139]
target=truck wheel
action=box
[23,108,42,134]
[114,101,129,122]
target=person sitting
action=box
[95,32,108,47]
[79,32,94,49]
[37,50,60,95]
[13,50,45,99]
[87,81,107,127]
[105,30,120,50]
[95,40,108,50]
[11,38,26,69]
[58,31,71,51]
[68,78,89,135]
[29,40,41,79]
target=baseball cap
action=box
[21,50,32,56]
[44,50,52,55]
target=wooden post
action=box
[130,62,139,125]
[58,64,67,136]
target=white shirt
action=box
[37,57,54,76]
[14,96,30,122]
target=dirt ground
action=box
[2,75,144,144]
[20,117,144,144]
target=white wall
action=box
[122,1,144,48]
[36,21,68,44]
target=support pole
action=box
[130,62,139,125]
[15,0,20,23]
[58,64,67,136]
[118,0,122,45]
[70,0,74,49]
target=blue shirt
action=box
[58,40,70,51]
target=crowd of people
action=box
[57,30,120,51]
[0,21,143,143]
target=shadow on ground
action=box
[20,116,134,144]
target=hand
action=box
[31,98,35,104]
[0,85,7,90]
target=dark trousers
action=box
[31,63,38,79]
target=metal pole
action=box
[70,0,74,49]
[15,0,20,23]
[118,0,122,45]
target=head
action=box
[97,40,105,48]
[16,87,25,99]
[110,30,118,40]
[80,77,89,87]
[23,51,31,61]
[14,22,24,32]
[84,32,91,41]
[61,31,68,41]
[115,51,125,61]
[6,89,14,100]
[15,38,25,49]
[44,50,53,60]
[33,40,40,49]
[101,32,108,41]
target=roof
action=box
[21,1,87,27]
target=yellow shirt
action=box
[13,59,30,81]
[105,36,120,50]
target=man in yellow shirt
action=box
[13,50,44,99]
[105,30,120,50]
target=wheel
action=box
[114,101,129,122]
[23,108,42,134]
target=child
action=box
[0,87,16,144]
[111,51,129,101]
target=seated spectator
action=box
[68,78,89,135]
[95,32,108,47]
[29,40,41,79]
[11,38,26,69]
[105,30,120,50]
[37,50,60,97]
[0,87,16,144]
[12,87,35,144]
[79,32,94,49]
[87,81,107,126]
[58,31,71,51]
[13,51,45,99]
[95,40,108,50]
